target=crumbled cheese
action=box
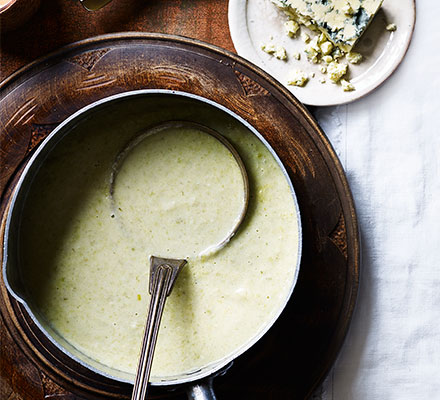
[318,33,327,44]
[304,36,320,63]
[309,72,315,78]
[320,41,334,56]
[261,43,288,60]
[331,47,343,60]
[287,70,309,87]
[284,20,300,37]
[327,61,348,83]
[301,32,310,43]
[386,23,397,32]
[341,79,355,91]
[270,0,376,92]
[346,52,363,64]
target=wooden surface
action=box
[0,0,234,81]
[0,3,359,400]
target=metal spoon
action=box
[109,121,249,400]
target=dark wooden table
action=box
[0,0,235,81]
[0,3,359,400]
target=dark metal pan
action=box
[2,90,302,399]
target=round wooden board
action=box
[0,33,359,400]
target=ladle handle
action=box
[131,256,186,400]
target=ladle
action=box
[109,121,249,400]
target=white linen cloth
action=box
[312,1,440,398]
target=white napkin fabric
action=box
[312,1,440,398]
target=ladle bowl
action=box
[110,120,250,259]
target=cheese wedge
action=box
[273,0,383,51]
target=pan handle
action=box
[185,362,233,400]
[186,378,217,400]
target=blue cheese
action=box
[327,61,348,82]
[386,23,397,32]
[261,42,288,60]
[341,78,355,91]
[346,51,363,64]
[287,70,309,86]
[304,36,321,63]
[301,31,311,43]
[320,41,334,55]
[284,20,300,37]
[272,0,383,51]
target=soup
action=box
[18,95,300,382]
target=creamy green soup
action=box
[19,97,299,382]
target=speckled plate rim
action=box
[228,0,416,106]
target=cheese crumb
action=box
[331,47,343,60]
[287,70,309,87]
[319,65,327,74]
[341,79,355,91]
[318,33,327,44]
[304,36,320,63]
[292,52,301,60]
[346,52,363,64]
[322,55,333,64]
[320,41,334,56]
[301,32,310,43]
[261,43,287,60]
[284,20,300,37]
[386,23,397,32]
[327,61,348,83]
[319,78,326,84]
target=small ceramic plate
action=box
[229,0,416,106]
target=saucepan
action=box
[2,90,302,399]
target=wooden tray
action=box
[0,33,359,399]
